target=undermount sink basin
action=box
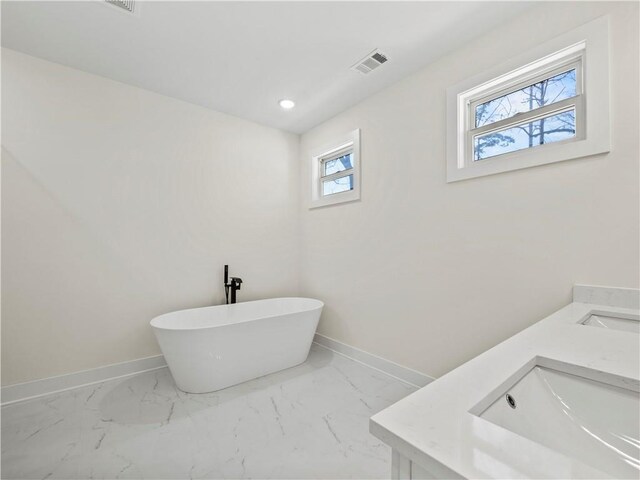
[476,363,640,479]
[582,312,639,334]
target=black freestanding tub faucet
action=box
[224,265,243,304]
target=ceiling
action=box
[1,1,534,134]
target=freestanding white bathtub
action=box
[150,297,323,393]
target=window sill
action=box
[309,190,360,209]
[447,135,609,183]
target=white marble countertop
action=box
[370,286,640,479]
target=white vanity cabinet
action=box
[391,450,462,480]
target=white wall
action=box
[299,2,640,378]
[1,49,300,386]
[2,1,639,387]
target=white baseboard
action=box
[1,355,166,406]
[573,284,640,309]
[313,333,434,388]
[2,336,432,406]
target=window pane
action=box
[474,109,576,161]
[323,153,353,176]
[475,69,577,128]
[322,174,354,196]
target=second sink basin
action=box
[582,312,639,333]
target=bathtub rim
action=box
[150,297,324,331]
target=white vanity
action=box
[370,285,640,479]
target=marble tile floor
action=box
[1,344,416,479]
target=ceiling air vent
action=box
[105,0,135,14]
[351,50,388,74]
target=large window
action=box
[472,66,580,161]
[310,129,360,208]
[446,17,610,182]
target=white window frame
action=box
[309,129,361,208]
[446,16,610,183]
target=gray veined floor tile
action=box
[1,344,416,479]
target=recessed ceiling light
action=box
[279,99,295,110]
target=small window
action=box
[310,129,360,208]
[446,16,610,182]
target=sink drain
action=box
[506,393,517,409]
